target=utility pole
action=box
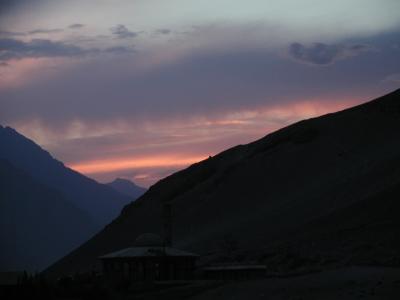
[163,203,172,247]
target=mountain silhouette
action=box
[44,88,400,276]
[0,126,144,271]
[0,126,134,227]
[0,159,96,272]
[107,178,146,199]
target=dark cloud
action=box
[110,25,138,39]
[0,0,52,15]
[0,0,22,14]
[68,24,85,29]
[0,30,26,37]
[156,29,171,35]
[289,42,372,66]
[29,28,63,34]
[105,46,135,54]
[1,28,63,38]
[1,27,71,38]
[0,38,137,63]
[0,37,137,64]
[0,38,91,62]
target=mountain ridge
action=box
[0,126,134,226]
[106,178,146,199]
[0,126,144,271]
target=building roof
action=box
[99,246,199,259]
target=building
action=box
[99,233,198,284]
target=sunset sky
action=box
[1,0,400,187]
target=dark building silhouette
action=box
[100,233,198,284]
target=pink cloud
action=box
[62,97,360,187]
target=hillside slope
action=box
[46,89,400,276]
[0,159,96,272]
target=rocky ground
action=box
[187,267,400,300]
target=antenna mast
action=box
[163,203,172,247]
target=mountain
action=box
[0,126,137,271]
[107,178,146,199]
[46,89,400,276]
[0,159,96,272]
[0,126,133,227]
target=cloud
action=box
[0,30,26,37]
[0,38,136,64]
[28,28,63,34]
[0,42,381,128]
[68,23,85,29]
[105,46,135,54]
[156,29,171,35]
[1,29,397,135]
[288,42,372,66]
[382,73,400,83]
[0,38,92,62]
[110,24,138,39]
[1,28,64,38]
[1,27,74,38]
[0,0,23,14]
[2,29,397,186]
[14,98,357,187]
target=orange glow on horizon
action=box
[69,155,208,174]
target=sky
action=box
[1,0,400,187]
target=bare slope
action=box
[46,89,400,276]
[0,159,96,272]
